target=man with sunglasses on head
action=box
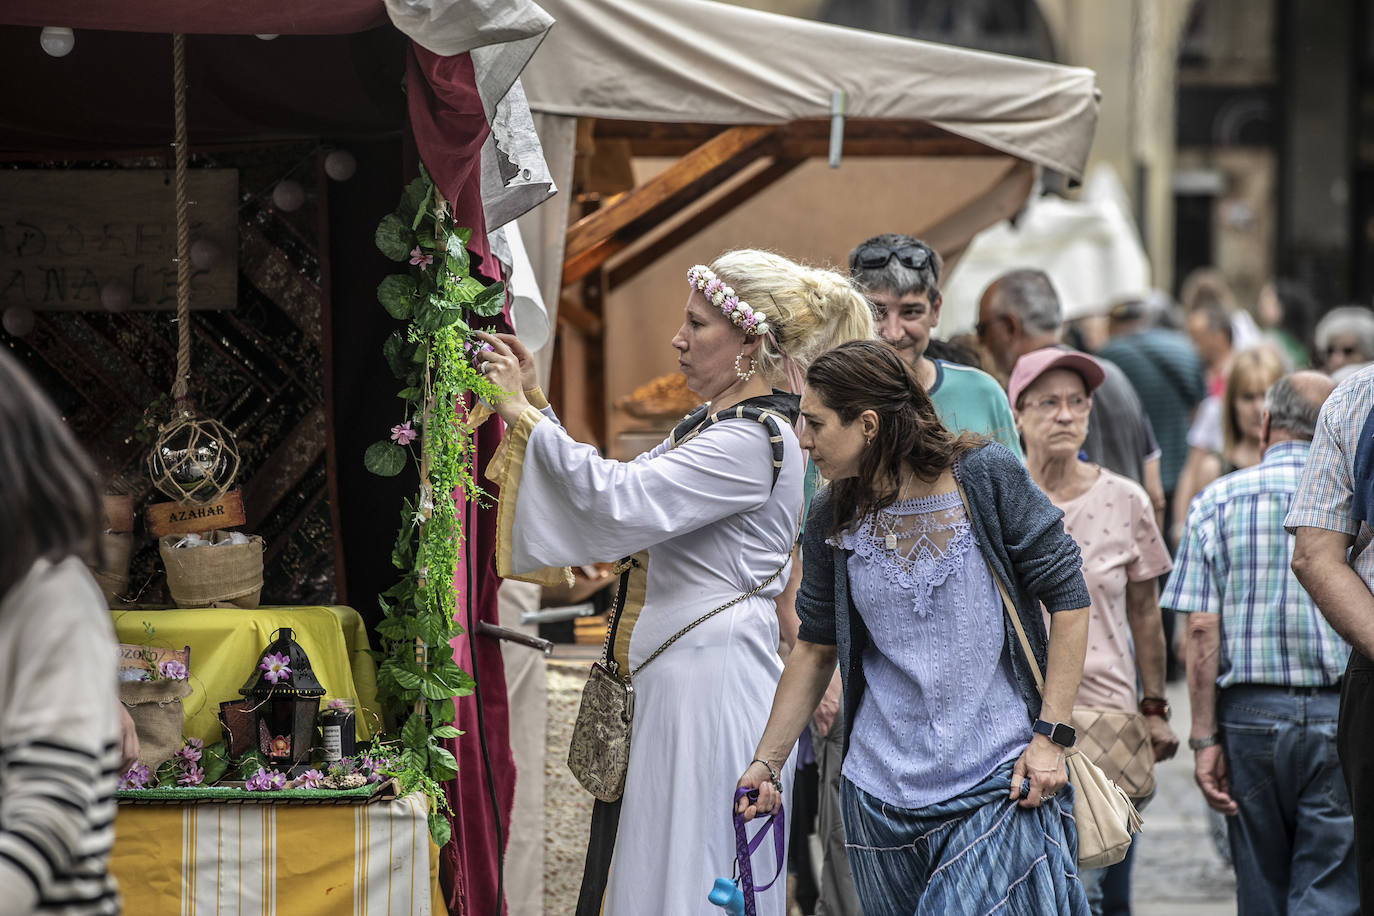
[848,234,1022,456]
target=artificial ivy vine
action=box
[364,165,507,845]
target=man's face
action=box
[869,288,940,366]
[977,287,1018,376]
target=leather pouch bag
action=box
[1071,706,1155,799]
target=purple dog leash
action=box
[730,787,787,916]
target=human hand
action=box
[494,333,538,391]
[1193,744,1237,815]
[811,672,841,737]
[734,760,781,822]
[1010,735,1067,808]
[473,332,531,424]
[1148,716,1180,762]
[118,704,140,770]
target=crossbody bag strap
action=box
[954,480,1045,695]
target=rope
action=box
[171,33,192,404]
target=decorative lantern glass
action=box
[238,627,326,776]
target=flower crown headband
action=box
[687,265,770,337]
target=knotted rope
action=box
[171,33,192,404]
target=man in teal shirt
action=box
[849,234,1022,456]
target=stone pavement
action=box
[1130,679,1237,915]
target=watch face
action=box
[1051,722,1076,747]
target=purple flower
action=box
[390,421,418,446]
[408,247,434,269]
[290,769,325,789]
[157,659,188,680]
[244,768,286,791]
[118,763,150,790]
[327,698,350,711]
[177,764,204,787]
[259,652,292,685]
[173,740,202,765]
[360,755,394,784]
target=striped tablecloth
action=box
[110,792,443,914]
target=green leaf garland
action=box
[366,170,508,844]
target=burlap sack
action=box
[90,531,133,605]
[160,530,264,608]
[120,677,192,769]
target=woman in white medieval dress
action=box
[477,249,873,916]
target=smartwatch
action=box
[1032,718,1076,748]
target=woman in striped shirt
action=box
[0,348,121,915]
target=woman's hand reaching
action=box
[472,332,531,424]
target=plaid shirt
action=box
[1162,440,1349,688]
[1284,363,1374,590]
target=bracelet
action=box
[1139,696,1171,720]
[750,758,783,792]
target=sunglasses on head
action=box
[853,243,934,272]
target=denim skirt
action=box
[840,762,1089,916]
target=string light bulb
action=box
[324,150,357,182]
[271,180,305,212]
[40,27,75,58]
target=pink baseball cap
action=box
[1007,347,1106,409]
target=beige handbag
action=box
[956,482,1143,869]
[1071,707,1155,799]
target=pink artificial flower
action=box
[177,764,204,787]
[408,247,434,269]
[390,422,418,446]
[259,652,292,685]
[244,768,286,791]
[291,769,325,789]
[327,698,350,711]
[269,735,291,757]
[117,763,150,790]
[173,741,202,765]
[158,659,188,680]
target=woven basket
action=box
[160,530,264,609]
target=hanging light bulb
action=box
[271,180,305,212]
[3,307,35,337]
[40,27,75,58]
[100,281,131,313]
[190,239,221,269]
[324,150,357,182]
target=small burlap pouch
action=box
[120,678,193,769]
[160,529,264,608]
[90,531,133,605]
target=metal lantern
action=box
[239,627,326,776]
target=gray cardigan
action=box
[796,442,1091,756]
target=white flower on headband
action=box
[687,264,769,337]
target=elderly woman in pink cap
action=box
[1010,347,1180,914]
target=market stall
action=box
[0,3,557,912]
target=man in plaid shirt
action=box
[1163,371,1357,915]
[1290,362,1374,913]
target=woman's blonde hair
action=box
[1222,345,1284,457]
[709,249,874,390]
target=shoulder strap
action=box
[671,405,790,491]
[954,480,1045,695]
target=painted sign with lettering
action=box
[0,169,238,310]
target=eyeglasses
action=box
[852,243,934,272]
[1024,394,1092,416]
[1325,344,1361,358]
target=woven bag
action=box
[160,530,264,608]
[1071,707,1155,799]
[119,678,192,769]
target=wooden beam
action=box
[562,125,781,286]
[556,298,605,337]
[607,157,806,291]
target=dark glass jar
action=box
[319,698,357,763]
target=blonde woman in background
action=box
[1171,346,1285,544]
[477,249,874,916]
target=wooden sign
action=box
[146,488,246,537]
[0,169,238,311]
[118,643,191,676]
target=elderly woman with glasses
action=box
[1314,305,1374,378]
[1010,347,1178,915]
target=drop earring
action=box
[734,352,757,382]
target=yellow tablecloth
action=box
[110,792,443,914]
[112,606,382,746]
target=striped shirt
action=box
[0,559,121,914]
[1162,440,1349,688]
[1284,363,1374,589]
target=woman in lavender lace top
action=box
[736,340,1091,915]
